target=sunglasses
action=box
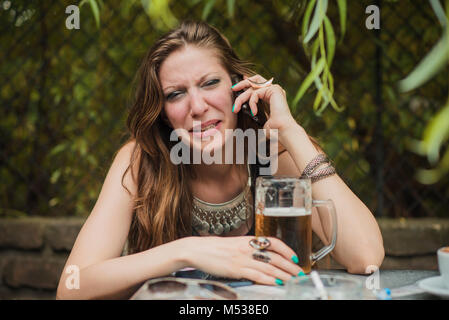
[135,277,240,300]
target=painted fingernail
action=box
[275,278,284,286]
[250,109,254,116]
[231,83,237,89]
[291,255,299,264]
[298,271,306,277]
[232,104,235,112]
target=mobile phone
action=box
[232,74,263,125]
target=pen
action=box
[226,280,254,288]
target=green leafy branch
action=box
[79,0,181,30]
[79,0,102,29]
[291,0,346,115]
[188,0,236,20]
[141,0,178,29]
[399,0,449,184]
[140,0,235,29]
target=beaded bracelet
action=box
[300,154,336,183]
[309,164,336,183]
[300,154,329,178]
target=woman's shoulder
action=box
[114,139,140,173]
[117,138,138,156]
[112,139,141,196]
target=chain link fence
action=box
[1,0,448,218]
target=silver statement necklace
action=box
[192,166,253,236]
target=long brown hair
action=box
[122,20,270,254]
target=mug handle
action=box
[310,199,338,263]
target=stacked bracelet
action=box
[300,154,336,183]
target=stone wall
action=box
[0,217,448,300]
[0,217,83,300]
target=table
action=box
[233,269,442,300]
[130,269,444,300]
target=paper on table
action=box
[234,285,286,300]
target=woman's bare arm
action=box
[56,141,188,299]
[275,124,385,274]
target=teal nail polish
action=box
[298,271,306,277]
[250,109,254,116]
[231,83,237,88]
[291,255,299,264]
[232,104,235,112]
[275,278,284,286]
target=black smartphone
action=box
[232,74,263,125]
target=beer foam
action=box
[263,207,310,217]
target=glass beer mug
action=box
[255,177,337,274]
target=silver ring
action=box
[252,250,271,263]
[249,237,271,250]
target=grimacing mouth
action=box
[189,119,221,132]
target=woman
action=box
[56,20,384,299]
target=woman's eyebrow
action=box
[163,72,220,91]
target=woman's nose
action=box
[189,90,208,116]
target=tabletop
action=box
[234,269,443,300]
[130,269,445,300]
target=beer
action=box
[255,177,337,273]
[255,207,312,273]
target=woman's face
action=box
[159,45,237,152]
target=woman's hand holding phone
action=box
[231,74,298,139]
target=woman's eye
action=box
[204,79,220,86]
[165,80,219,100]
[166,91,182,100]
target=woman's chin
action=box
[189,128,232,155]
[191,137,225,153]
